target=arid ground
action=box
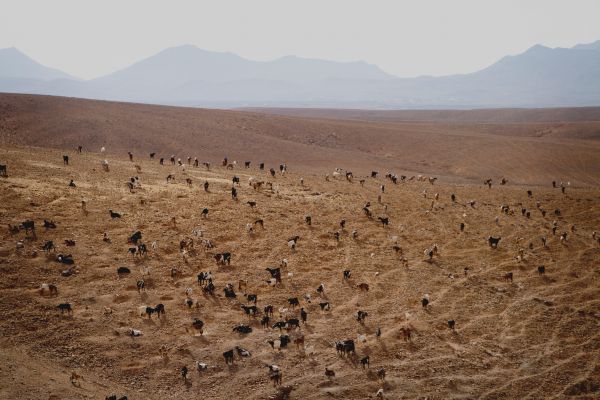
[0,94,599,399]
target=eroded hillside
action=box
[1,146,599,399]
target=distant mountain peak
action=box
[572,40,600,51]
[525,44,551,53]
[0,47,78,81]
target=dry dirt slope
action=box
[1,93,600,186]
[0,145,599,399]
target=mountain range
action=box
[1,41,599,108]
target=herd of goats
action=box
[4,146,599,400]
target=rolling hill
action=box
[1,94,600,187]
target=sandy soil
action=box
[0,142,599,399]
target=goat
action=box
[196,361,208,372]
[488,236,501,248]
[215,252,232,265]
[560,232,568,243]
[0,164,6,177]
[109,210,121,219]
[21,220,35,235]
[343,270,351,280]
[117,266,131,275]
[325,368,335,379]
[155,304,165,317]
[300,308,308,323]
[285,318,300,330]
[201,208,209,218]
[224,284,236,298]
[42,240,55,253]
[378,217,389,227]
[357,310,368,323]
[144,306,156,319]
[61,266,76,277]
[316,283,325,295]
[538,265,546,275]
[57,254,74,264]
[400,327,411,341]
[245,293,258,304]
[202,281,215,295]
[223,350,234,365]
[287,297,299,308]
[261,315,271,328]
[128,329,142,338]
[294,335,305,349]
[335,339,355,355]
[504,272,513,282]
[359,356,370,369]
[233,324,253,334]
[128,231,142,245]
[197,271,212,285]
[235,346,251,357]
[241,305,259,317]
[448,319,456,330]
[170,267,181,279]
[272,321,286,331]
[357,283,369,291]
[268,335,290,350]
[39,283,58,296]
[192,318,204,334]
[425,244,438,260]
[421,293,430,308]
[57,303,73,314]
[304,215,312,225]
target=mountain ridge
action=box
[1,41,600,108]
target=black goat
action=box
[233,324,253,334]
[109,210,121,219]
[488,236,501,248]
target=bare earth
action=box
[2,94,600,186]
[0,94,599,399]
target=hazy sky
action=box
[2,0,600,80]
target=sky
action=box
[2,0,600,80]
